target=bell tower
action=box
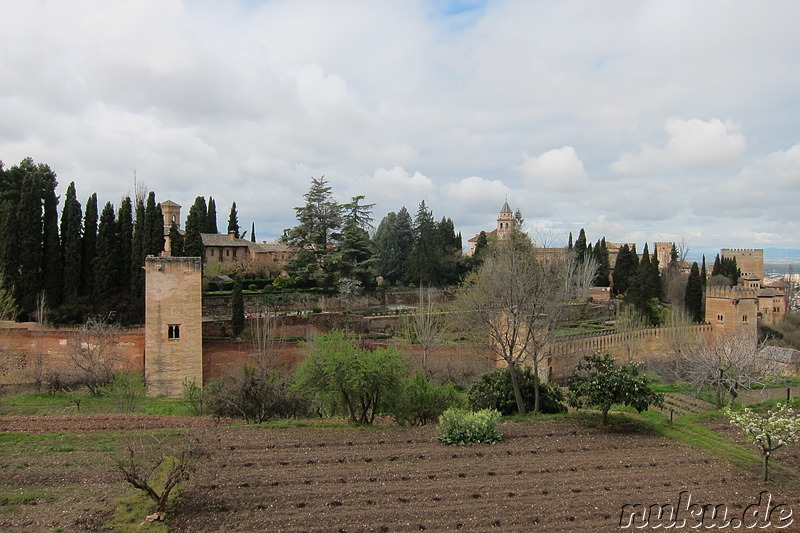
[497,199,514,241]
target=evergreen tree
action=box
[405,201,440,285]
[183,197,205,258]
[0,199,16,294]
[94,202,119,301]
[627,243,657,324]
[472,231,489,266]
[712,254,722,277]
[286,177,342,287]
[343,195,375,231]
[42,178,62,308]
[130,197,146,298]
[81,193,99,300]
[612,244,638,295]
[592,238,610,287]
[250,222,256,243]
[700,255,707,288]
[373,207,415,285]
[684,262,703,323]
[437,216,464,284]
[60,182,82,302]
[574,228,587,261]
[168,222,184,257]
[337,219,374,287]
[567,231,573,251]
[143,192,163,256]
[116,196,133,294]
[206,196,218,233]
[649,245,662,300]
[16,169,44,315]
[227,202,240,238]
[231,278,244,337]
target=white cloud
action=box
[441,176,510,213]
[613,118,746,174]
[516,146,589,190]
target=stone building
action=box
[722,248,764,281]
[144,256,203,397]
[466,200,515,255]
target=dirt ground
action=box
[2,414,800,533]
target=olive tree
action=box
[456,235,595,414]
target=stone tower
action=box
[160,200,182,256]
[145,256,202,397]
[497,200,514,241]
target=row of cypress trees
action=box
[0,158,164,324]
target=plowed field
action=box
[2,415,799,532]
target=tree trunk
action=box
[532,359,541,413]
[762,452,770,482]
[507,364,526,414]
[601,407,609,425]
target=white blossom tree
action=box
[726,403,800,481]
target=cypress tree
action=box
[231,278,244,337]
[60,182,82,302]
[568,231,573,251]
[574,228,587,262]
[130,197,146,298]
[712,254,721,277]
[183,199,205,258]
[251,222,256,243]
[16,170,44,315]
[227,202,240,238]
[168,222,184,257]
[649,245,661,300]
[593,238,610,287]
[42,178,63,308]
[116,196,133,294]
[405,201,440,285]
[612,244,638,295]
[684,262,703,323]
[94,202,119,301]
[143,192,163,257]
[700,255,707,288]
[0,199,16,293]
[206,197,218,233]
[80,193,98,299]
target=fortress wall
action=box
[721,248,764,280]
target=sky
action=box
[1,0,800,253]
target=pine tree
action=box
[405,201,441,285]
[231,278,244,337]
[60,182,82,302]
[227,202,240,238]
[684,262,704,323]
[94,202,119,301]
[116,196,133,294]
[206,197,218,233]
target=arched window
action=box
[168,324,181,340]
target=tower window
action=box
[742,315,748,322]
[168,324,180,340]
[716,314,724,323]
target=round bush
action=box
[468,367,567,415]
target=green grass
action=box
[0,391,193,416]
[0,490,50,513]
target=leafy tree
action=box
[227,201,240,238]
[388,372,465,426]
[726,403,800,482]
[568,353,664,425]
[80,194,98,300]
[231,278,244,337]
[206,196,218,233]
[291,331,408,424]
[457,233,596,414]
[468,367,567,415]
[684,262,703,323]
[94,202,119,302]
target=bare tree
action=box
[115,432,204,518]
[66,314,125,394]
[456,236,595,413]
[682,329,776,408]
[248,297,287,370]
[33,291,49,326]
[615,307,649,363]
[403,285,446,378]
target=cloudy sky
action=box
[2,1,799,253]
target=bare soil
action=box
[2,415,799,532]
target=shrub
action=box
[182,378,208,416]
[438,408,502,445]
[468,367,567,415]
[248,284,258,292]
[389,373,466,426]
[208,366,308,423]
[100,372,147,413]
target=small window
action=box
[717,314,724,323]
[226,249,230,257]
[742,315,748,322]
[168,324,180,340]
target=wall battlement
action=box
[705,286,757,299]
